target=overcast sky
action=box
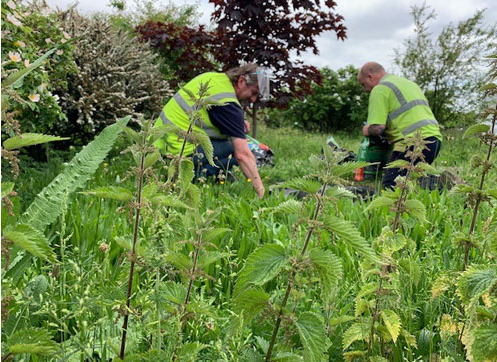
[45,0,497,72]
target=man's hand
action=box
[244,120,250,134]
[362,124,370,136]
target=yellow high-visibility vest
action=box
[154,72,241,155]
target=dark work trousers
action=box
[382,136,442,189]
[193,138,238,178]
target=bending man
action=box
[357,62,442,189]
[154,63,269,198]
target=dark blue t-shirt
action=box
[208,102,246,139]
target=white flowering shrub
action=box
[55,9,172,143]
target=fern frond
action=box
[19,116,130,231]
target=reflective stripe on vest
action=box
[171,91,238,138]
[379,80,438,136]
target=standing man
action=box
[154,63,269,198]
[357,62,442,189]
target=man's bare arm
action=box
[362,124,386,136]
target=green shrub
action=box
[267,66,368,132]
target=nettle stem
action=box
[120,147,146,360]
[265,184,327,362]
[464,105,496,268]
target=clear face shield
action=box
[255,67,271,101]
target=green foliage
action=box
[471,323,497,362]
[235,244,288,294]
[380,310,401,343]
[309,249,343,301]
[464,123,492,138]
[322,215,380,263]
[293,312,329,362]
[2,224,56,263]
[80,186,134,201]
[19,117,130,231]
[232,287,270,323]
[2,133,69,150]
[267,66,368,132]
[6,327,58,356]
[457,265,497,306]
[342,320,371,350]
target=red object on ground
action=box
[259,143,270,151]
[354,167,364,181]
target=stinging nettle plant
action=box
[231,146,379,362]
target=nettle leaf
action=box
[402,330,417,348]
[3,133,69,150]
[144,149,161,168]
[7,327,57,355]
[3,224,56,263]
[487,189,497,200]
[177,342,208,362]
[380,310,401,343]
[118,124,141,143]
[2,182,15,198]
[309,248,342,301]
[472,323,497,361]
[165,251,194,272]
[364,196,395,212]
[232,287,270,323]
[343,351,366,362]
[330,161,370,178]
[155,281,187,306]
[342,320,371,350]
[329,315,356,326]
[280,177,321,194]
[202,228,231,244]
[450,184,475,196]
[325,186,355,199]
[235,244,288,294]
[184,183,201,208]
[179,159,195,190]
[370,356,388,362]
[293,312,328,362]
[80,186,133,201]
[272,352,302,362]
[272,199,303,215]
[404,199,428,224]
[384,159,410,169]
[198,251,231,269]
[193,131,214,166]
[322,215,380,264]
[457,265,497,305]
[432,273,457,298]
[416,162,440,175]
[464,123,491,138]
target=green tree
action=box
[393,3,497,126]
[268,66,368,132]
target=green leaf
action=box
[480,82,497,91]
[280,177,322,194]
[232,287,270,323]
[272,352,303,362]
[342,320,371,350]
[370,357,388,362]
[380,310,401,343]
[464,124,491,138]
[404,199,428,224]
[329,315,356,326]
[179,159,194,190]
[472,323,497,361]
[416,162,440,175]
[154,281,186,307]
[3,224,56,263]
[325,186,355,199]
[293,312,328,362]
[3,133,70,150]
[322,215,380,264]
[384,159,410,169]
[177,342,208,362]
[2,182,15,198]
[450,184,476,196]
[19,116,130,231]
[272,199,303,215]
[198,251,231,269]
[144,150,161,168]
[487,189,497,200]
[80,186,133,201]
[194,131,214,166]
[7,328,57,355]
[364,196,395,212]
[457,265,497,305]
[117,124,141,143]
[235,244,288,294]
[184,183,201,208]
[201,228,230,244]
[165,251,193,272]
[343,351,366,362]
[309,248,342,301]
[330,161,370,178]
